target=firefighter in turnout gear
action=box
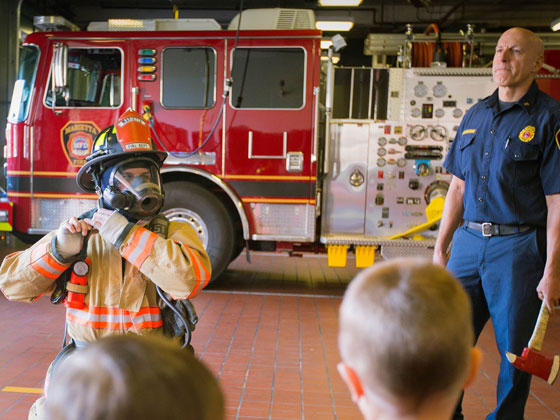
[0,109,211,419]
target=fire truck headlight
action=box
[0,210,9,222]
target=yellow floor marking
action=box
[1,386,43,394]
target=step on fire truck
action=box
[3,9,560,280]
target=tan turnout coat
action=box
[0,213,211,343]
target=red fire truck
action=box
[3,9,560,280]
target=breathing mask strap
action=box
[91,169,105,209]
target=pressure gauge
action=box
[398,136,408,146]
[434,108,445,118]
[409,125,427,141]
[453,108,464,118]
[411,107,421,118]
[433,82,447,98]
[430,125,448,141]
[397,158,407,167]
[377,158,386,167]
[377,147,387,157]
[378,137,387,146]
[73,260,89,276]
[414,82,428,97]
[416,162,430,177]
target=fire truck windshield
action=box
[9,45,39,122]
[44,47,122,108]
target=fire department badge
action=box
[518,126,535,143]
[60,121,100,167]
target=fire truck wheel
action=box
[162,181,234,282]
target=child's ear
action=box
[463,347,483,389]
[337,362,364,403]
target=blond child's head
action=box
[338,258,481,420]
[45,334,224,420]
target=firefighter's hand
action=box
[56,217,91,258]
[432,248,448,268]
[84,208,116,230]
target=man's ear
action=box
[337,362,364,403]
[463,347,483,389]
[534,55,544,73]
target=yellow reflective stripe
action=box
[462,129,476,135]
[93,130,107,148]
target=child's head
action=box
[45,334,224,420]
[338,258,480,419]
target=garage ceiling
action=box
[21,0,560,34]
[18,0,560,65]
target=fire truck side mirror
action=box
[52,43,68,89]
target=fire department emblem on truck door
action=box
[60,121,100,167]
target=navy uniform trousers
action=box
[447,224,545,420]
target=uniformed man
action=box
[0,109,211,419]
[433,28,560,420]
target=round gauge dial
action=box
[416,162,430,177]
[396,158,407,167]
[433,82,447,98]
[377,137,387,146]
[452,108,464,118]
[430,125,448,141]
[377,148,387,157]
[73,260,89,276]
[411,107,421,118]
[409,125,427,141]
[434,108,445,118]
[398,136,408,146]
[414,83,428,97]
[377,158,386,167]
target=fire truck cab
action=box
[6,10,322,280]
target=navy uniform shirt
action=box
[444,81,560,227]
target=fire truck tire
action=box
[162,181,234,282]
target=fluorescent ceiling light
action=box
[551,17,560,32]
[315,20,354,31]
[321,40,333,49]
[319,0,363,6]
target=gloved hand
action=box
[55,217,90,259]
[83,208,117,231]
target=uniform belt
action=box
[465,221,532,237]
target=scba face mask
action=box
[101,158,164,219]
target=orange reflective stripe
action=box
[123,227,158,268]
[30,243,69,279]
[83,306,160,316]
[66,312,133,330]
[182,244,210,298]
[66,316,163,330]
[66,305,162,331]
[132,320,164,329]
[184,246,201,298]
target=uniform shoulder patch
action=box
[519,126,535,143]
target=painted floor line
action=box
[1,386,43,394]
